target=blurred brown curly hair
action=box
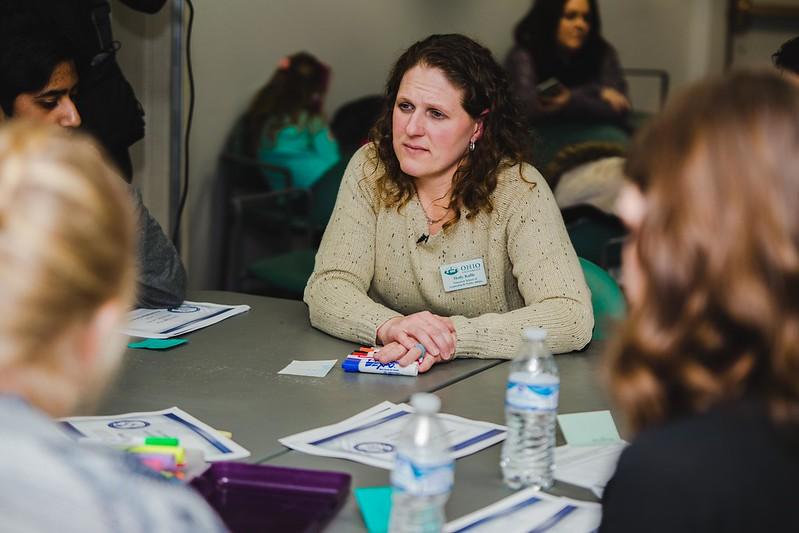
[369,34,533,224]
[607,71,799,433]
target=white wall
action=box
[112,4,172,230]
[170,0,734,288]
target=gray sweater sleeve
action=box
[130,187,187,308]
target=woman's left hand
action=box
[375,341,453,373]
[600,87,631,112]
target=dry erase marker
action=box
[342,357,419,377]
[352,348,380,357]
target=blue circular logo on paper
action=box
[108,420,150,430]
[354,442,395,454]
[167,304,200,313]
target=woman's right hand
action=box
[376,311,457,362]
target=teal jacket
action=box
[257,116,340,189]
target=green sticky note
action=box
[355,486,393,533]
[128,338,188,350]
[558,410,621,446]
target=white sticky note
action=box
[278,360,337,378]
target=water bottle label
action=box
[391,453,454,496]
[505,381,559,411]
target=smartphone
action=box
[536,78,565,98]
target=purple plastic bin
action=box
[191,462,351,533]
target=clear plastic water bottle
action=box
[500,328,559,490]
[389,393,454,533]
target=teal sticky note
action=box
[557,410,621,446]
[355,486,393,533]
[128,338,188,350]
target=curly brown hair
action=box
[606,71,799,433]
[370,34,532,224]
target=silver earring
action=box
[469,141,475,152]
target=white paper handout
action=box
[278,360,338,378]
[445,489,601,533]
[60,406,250,462]
[279,401,506,469]
[555,441,627,498]
[123,301,250,339]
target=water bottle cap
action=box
[522,328,547,342]
[410,392,441,414]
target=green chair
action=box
[564,205,627,270]
[246,158,347,298]
[248,248,316,296]
[532,122,630,170]
[579,257,626,341]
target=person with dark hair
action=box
[2,0,168,180]
[0,17,79,126]
[304,34,593,370]
[245,51,339,189]
[0,13,186,309]
[599,71,799,532]
[773,35,799,83]
[506,0,629,125]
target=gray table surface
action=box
[265,341,623,531]
[97,290,503,463]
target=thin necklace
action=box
[417,187,451,225]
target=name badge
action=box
[440,258,488,292]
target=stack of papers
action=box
[554,409,626,497]
[279,401,506,469]
[123,301,250,339]
[555,442,626,497]
[60,406,250,462]
[445,489,601,533]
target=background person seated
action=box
[505,0,630,127]
[0,122,224,532]
[305,34,593,369]
[244,51,339,190]
[8,0,168,181]
[600,71,799,532]
[0,15,186,309]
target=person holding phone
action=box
[505,0,630,125]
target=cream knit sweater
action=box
[304,145,593,358]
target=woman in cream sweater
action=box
[305,34,593,371]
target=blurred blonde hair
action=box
[0,122,136,387]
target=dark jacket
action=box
[505,44,628,125]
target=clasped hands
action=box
[375,311,457,373]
